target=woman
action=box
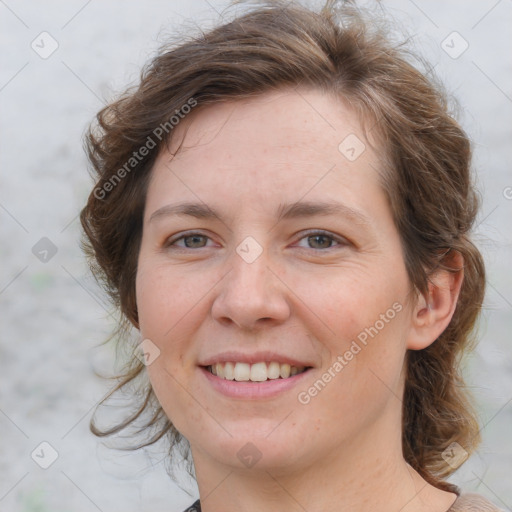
[80,1,502,510]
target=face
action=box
[135,88,415,475]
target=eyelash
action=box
[165,229,348,252]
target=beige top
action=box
[447,493,504,511]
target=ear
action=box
[407,250,464,351]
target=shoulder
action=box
[448,493,505,511]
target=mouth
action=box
[203,361,311,382]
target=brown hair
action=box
[80,0,485,491]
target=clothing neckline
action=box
[185,492,502,512]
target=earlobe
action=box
[407,251,464,351]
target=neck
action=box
[190,411,456,512]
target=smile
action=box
[200,362,313,399]
[206,361,309,382]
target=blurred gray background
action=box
[1,1,511,511]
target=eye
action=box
[166,232,214,249]
[295,230,347,250]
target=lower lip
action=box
[199,366,312,399]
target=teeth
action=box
[215,363,225,379]
[208,361,307,381]
[234,362,250,381]
[250,362,268,382]
[267,361,281,379]
[280,363,291,379]
[224,361,235,380]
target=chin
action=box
[193,419,312,471]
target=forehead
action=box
[145,88,385,218]
[168,87,369,163]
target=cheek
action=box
[135,261,217,427]
[135,264,193,403]
[289,259,409,344]
[136,261,207,341]
[292,264,409,413]
[145,358,204,437]
[298,316,408,441]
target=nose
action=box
[211,246,291,331]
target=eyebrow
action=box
[149,200,372,228]
[149,202,222,223]
[276,200,372,227]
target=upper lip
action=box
[199,351,313,368]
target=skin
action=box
[135,88,463,512]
